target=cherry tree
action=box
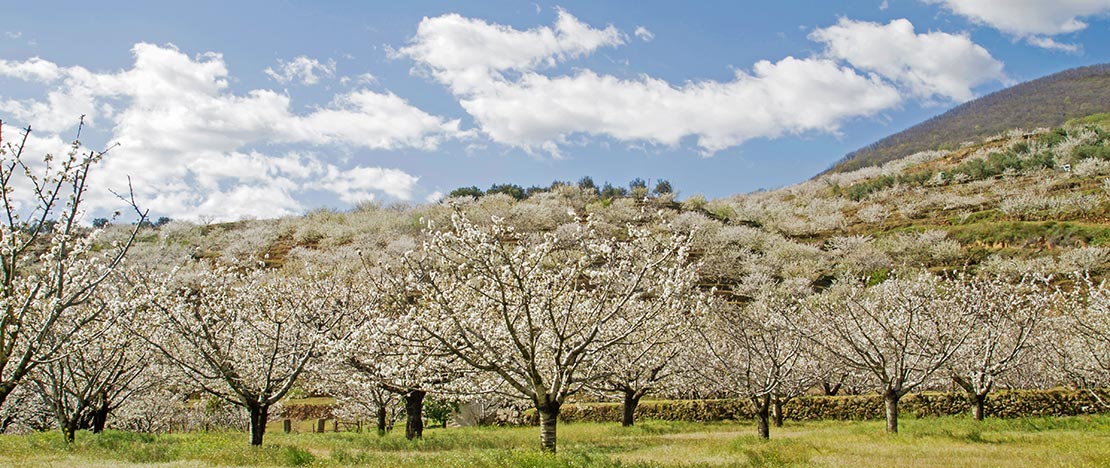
[691,290,816,438]
[587,304,690,427]
[0,120,147,410]
[802,274,971,433]
[333,313,463,440]
[133,265,351,445]
[311,347,403,436]
[946,274,1055,420]
[1053,276,1110,406]
[398,211,699,452]
[32,305,151,442]
[312,246,467,440]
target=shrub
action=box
[521,389,1110,425]
[1075,144,1110,161]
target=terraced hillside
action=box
[829,64,1110,174]
[123,114,1110,301]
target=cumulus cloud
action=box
[399,10,901,156]
[314,166,420,204]
[456,59,900,155]
[924,0,1110,50]
[634,26,654,42]
[264,56,336,85]
[0,57,62,81]
[397,8,625,94]
[810,18,1005,102]
[0,43,460,220]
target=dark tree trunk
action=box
[91,399,110,433]
[376,406,388,436]
[883,390,900,434]
[248,404,269,446]
[0,381,15,411]
[771,398,784,428]
[822,380,842,396]
[404,390,426,440]
[753,395,771,439]
[537,400,561,453]
[621,391,642,427]
[61,422,78,444]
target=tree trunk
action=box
[91,400,110,433]
[376,406,388,436]
[404,390,426,440]
[771,398,784,428]
[61,422,78,444]
[822,380,842,396]
[621,391,642,427]
[537,401,561,453]
[0,382,15,411]
[952,376,990,422]
[248,404,269,446]
[971,392,987,421]
[754,395,771,439]
[883,390,900,434]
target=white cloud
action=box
[397,8,624,94]
[315,166,420,204]
[924,0,1110,50]
[339,72,377,87]
[0,57,63,82]
[194,184,304,221]
[634,26,654,42]
[1,43,462,221]
[1025,36,1082,54]
[810,18,1005,102]
[400,10,901,156]
[925,0,1110,35]
[880,0,890,10]
[264,56,336,85]
[425,190,444,203]
[293,90,465,150]
[457,59,901,155]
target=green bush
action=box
[424,398,460,428]
[949,150,1056,181]
[1074,144,1110,161]
[845,169,935,201]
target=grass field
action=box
[1,415,1109,467]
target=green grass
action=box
[1,416,1109,467]
[1067,112,1110,130]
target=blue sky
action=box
[1,0,1107,221]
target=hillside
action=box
[827,64,1110,174]
[117,114,1110,298]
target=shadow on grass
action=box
[729,436,817,468]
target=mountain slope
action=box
[827,64,1110,174]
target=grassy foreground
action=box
[1,416,1108,468]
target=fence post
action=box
[283,419,292,433]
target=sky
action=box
[0,0,1108,221]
